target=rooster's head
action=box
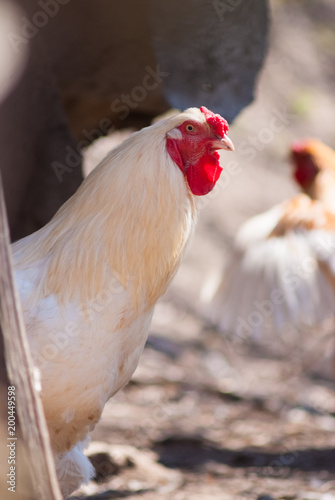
[166,106,234,196]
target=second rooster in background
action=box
[207,139,335,368]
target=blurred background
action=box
[1,0,335,498]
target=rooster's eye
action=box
[185,124,197,134]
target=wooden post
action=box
[0,173,62,499]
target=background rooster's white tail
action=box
[205,204,335,337]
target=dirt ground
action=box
[73,1,335,499]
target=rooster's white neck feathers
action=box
[13,109,206,312]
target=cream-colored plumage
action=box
[12,107,233,497]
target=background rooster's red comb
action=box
[291,140,309,154]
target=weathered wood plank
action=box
[0,173,62,499]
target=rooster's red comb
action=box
[200,106,229,138]
[291,140,310,154]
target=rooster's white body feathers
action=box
[208,195,335,336]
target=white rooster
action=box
[207,139,335,339]
[12,107,234,497]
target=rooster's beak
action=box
[212,136,235,152]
